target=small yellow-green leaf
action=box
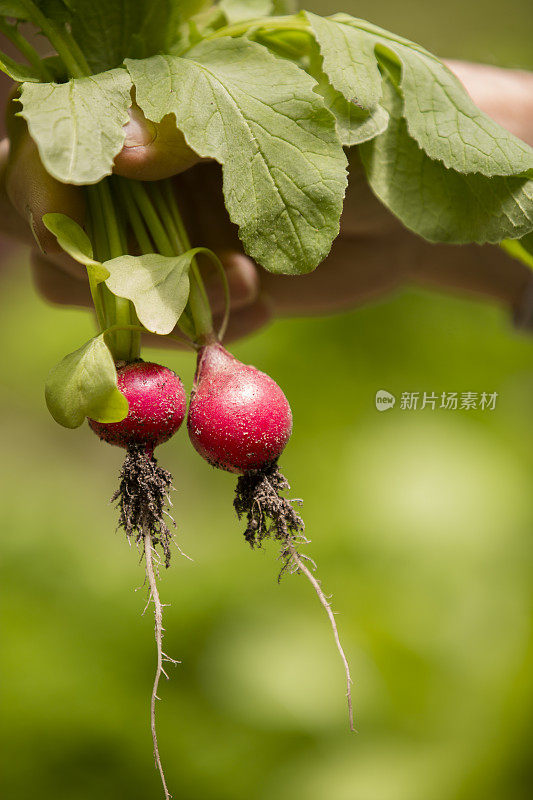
[104,251,199,335]
[42,213,109,282]
[501,233,533,270]
[45,335,128,429]
[0,51,41,82]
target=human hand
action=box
[2,59,533,342]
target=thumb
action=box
[113,104,202,181]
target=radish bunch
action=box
[86,340,354,751]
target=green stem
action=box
[201,14,308,44]
[119,180,196,343]
[154,181,214,343]
[87,183,138,361]
[127,181,174,256]
[19,0,89,77]
[116,179,154,254]
[0,19,53,80]
[99,181,138,361]
[86,187,114,328]
[84,212,106,330]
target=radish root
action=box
[113,445,174,566]
[234,463,354,732]
[286,544,354,732]
[143,531,179,800]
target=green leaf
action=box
[127,38,347,275]
[104,251,198,335]
[220,0,273,24]
[305,11,383,111]
[0,0,70,20]
[360,81,533,244]
[66,0,208,72]
[311,58,388,146]
[0,51,41,82]
[45,335,128,429]
[0,1,28,15]
[331,14,533,178]
[42,213,109,281]
[18,68,132,185]
[501,237,533,270]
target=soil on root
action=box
[234,461,355,731]
[234,461,307,579]
[113,444,174,567]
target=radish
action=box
[188,343,354,730]
[89,360,186,566]
[89,359,186,796]
[187,342,292,473]
[89,361,187,452]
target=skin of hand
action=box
[1,58,533,344]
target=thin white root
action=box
[144,532,177,799]
[289,544,355,732]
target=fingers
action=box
[0,138,33,245]
[5,121,85,253]
[259,235,405,316]
[406,238,532,312]
[200,251,260,314]
[216,295,273,343]
[31,252,92,307]
[445,60,533,147]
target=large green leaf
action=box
[127,38,347,275]
[18,68,132,184]
[360,82,533,244]
[104,251,197,335]
[331,14,533,178]
[45,335,128,429]
[311,59,388,147]
[305,11,382,111]
[42,213,109,281]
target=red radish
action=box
[89,361,186,451]
[187,343,292,473]
[187,343,354,731]
[89,359,187,799]
[88,360,187,568]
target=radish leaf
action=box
[18,68,132,184]
[0,51,41,82]
[104,251,198,335]
[360,81,533,244]
[42,213,109,281]
[330,14,533,177]
[127,37,347,275]
[220,0,273,24]
[305,12,383,111]
[67,0,208,72]
[45,335,128,428]
[311,59,388,146]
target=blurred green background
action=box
[2,1,533,798]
